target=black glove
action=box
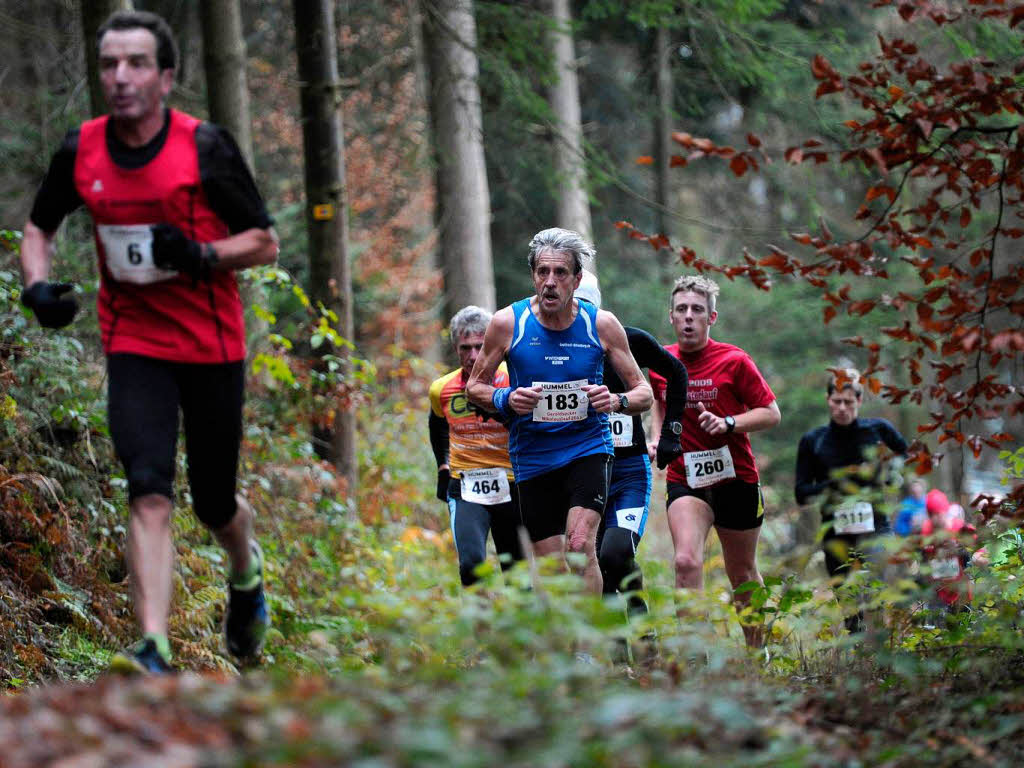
[436,468,450,502]
[150,223,217,282]
[468,400,510,426]
[21,281,78,329]
[656,431,683,470]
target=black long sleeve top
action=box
[604,326,688,459]
[794,417,908,515]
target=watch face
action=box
[618,394,629,411]
[670,421,682,434]
[725,416,736,431]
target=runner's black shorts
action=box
[107,353,244,529]
[516,453,612,542]
[666,479,764,530]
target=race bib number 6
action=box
[98,224,177,285]
[460,468,511,505]
[532,380,589,422]
[683,446,736,488]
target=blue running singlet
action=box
[506,298,613,482]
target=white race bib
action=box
[532,380,589,422]
[460,468,511,505]
[683,446,736,488]
[608,412,633,448]
[930,555,961,581]
[833,501,875,535]
[98,224,177,285]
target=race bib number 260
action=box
[98,224,177,285]
[683,446,736,489]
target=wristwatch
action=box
[617,394,629,413]
[724,415,736,433]
[668,421,683,435]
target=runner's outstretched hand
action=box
[21,281,78,328]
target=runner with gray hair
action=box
[468,228,652,595]
[449,305,492,343]
[527,227,595,274]
[429,306,522,586]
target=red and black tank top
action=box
[75,109,245,363]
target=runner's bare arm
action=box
[206,226,279,270]
[697,400,781,435]
[589,310,653,414]
[467,307,514,410]
[20,221,58,286]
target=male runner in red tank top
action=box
[650,275,780,647]
[19,11,278,673]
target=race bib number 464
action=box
[98,224,177,285]
[460,468,511,505]
[532,380,589,422]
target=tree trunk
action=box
[293,0,357,495]
[200,0,254,166]
[422,0,496,318]
[408,0,442,364]
[652,25,674,279]
[177,0,205,100]
[546,0,593,269]
[80,0,132,117]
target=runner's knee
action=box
[674,550,702,581]
[130,493,173,526]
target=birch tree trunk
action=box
[422,0,496,318]
[547,0,593,270]
[80,0,132,117]
[293,0,357,495]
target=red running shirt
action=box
[650,339,775,486]
[76,110,245,363]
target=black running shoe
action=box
[109,638,173,675]
[225,541,270,659]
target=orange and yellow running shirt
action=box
[429,365,513,479]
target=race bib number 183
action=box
[532,380,589,422]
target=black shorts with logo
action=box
[666,479,764,530]
[107,353,244,529]
[516,453,613,542]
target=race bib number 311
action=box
[532,380,589,422]
[833,501,875,535]
[98,224,177,285]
